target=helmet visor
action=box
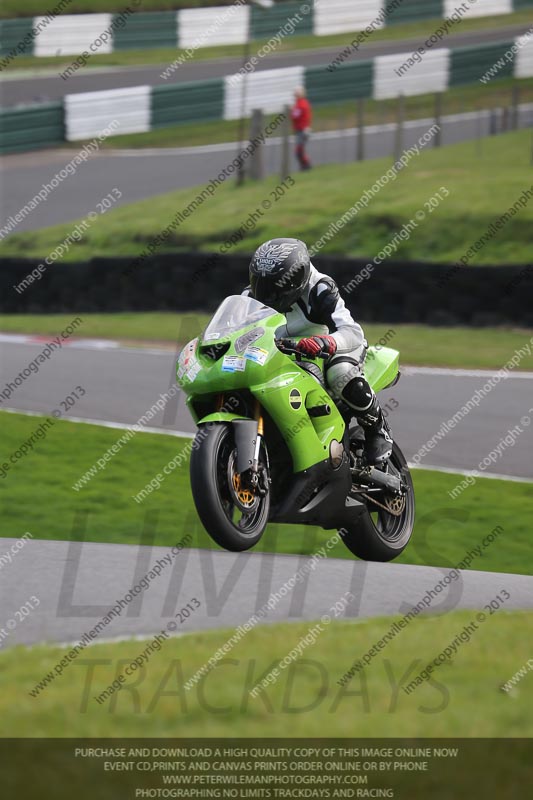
[250,264,306,312]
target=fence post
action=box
[511,82,520,131]
[501,105,509,132]
[249,108,265,180]
[394,93,405,163]
[281,104,291,181]
[434,92,442,147]
[476,110,483,157]
[356,97,365,161]
[236,38,251,186]
[489,108,498,136]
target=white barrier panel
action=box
[178,4,250,50]
[65,86,151,141]
[443,0,512,19]
[515,31,533,78]
[33,13,113,57]
[224,65,304,120]
[314,0,384,37]
[374,48,450,100]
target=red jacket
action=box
[291,97,312,131]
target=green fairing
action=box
[178,297,399,473]
[363,346,400,393]
[193,411,249,424]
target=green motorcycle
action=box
[177,295,414,562]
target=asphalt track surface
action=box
[3,106,533,234]
[1,23,530,106]
[1,537,533,648]
[1,339,533,479]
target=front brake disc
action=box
[227,452,259,513]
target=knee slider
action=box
[342,377,373,411]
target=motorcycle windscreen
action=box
[203,295,275,340]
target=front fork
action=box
[224,396,269,496]
[253,399,264,468]
[250,411,269,497]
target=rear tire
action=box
[340,441,415,562]
[190,423,270,552]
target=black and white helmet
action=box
[249,238,311,313]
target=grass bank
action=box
[3,611,532,737]
[1,130,531,264]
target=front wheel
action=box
[340,441,415,562]
[190,423,270,552]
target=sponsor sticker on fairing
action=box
[244,346,268,365]
[222,355,246,373]
[178,338,199,377]
[186,362,201,381]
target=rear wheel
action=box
[340,440,415,562]
[190,423,270,552]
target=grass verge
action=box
[1,411,531,574]
[3,611,532,736]
[1,130,532,264]
[1,315,533,371]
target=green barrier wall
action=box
[250,1,314,41]
[306,61,374,104]
[0,102,65,154]
[0,17,34,58]
[385,0,444,26]
[112,11,178,51]
[450,41,516,85]
[152,78,225,127]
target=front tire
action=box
[190,423,270,552]
[340,441,415,562]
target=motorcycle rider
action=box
[244,238,393,464]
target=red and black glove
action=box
[296,335,337,358]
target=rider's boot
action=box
[342,376,393,464]
[358,395,393,465]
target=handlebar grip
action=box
[275,339,330,361]
[275,338,297,352]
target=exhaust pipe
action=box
[353,466,403,494]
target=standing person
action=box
[291,86,312,171]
